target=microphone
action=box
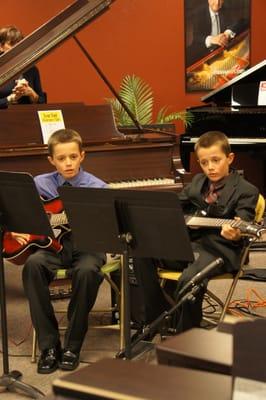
[177,257,224,300]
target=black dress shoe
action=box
[59,349,80,371]
[37,347,61,374]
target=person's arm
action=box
[0,97,8,108]
[234,190,259,222]
[13,67,46,104]
[12,78,40,104]
[8,232,30,246]
[221,219,241,241]
[205,32,230,48]
[30,67,46,103]
[220,188,259,242]
[224,29,236,40]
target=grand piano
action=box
[0,0,189,192]
[181,59,266,195]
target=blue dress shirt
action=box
[34,168,108,200]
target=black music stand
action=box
[58,187,194,359]
[0,171,55,398]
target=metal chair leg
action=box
[31,328,37,363]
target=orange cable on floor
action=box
[228,287,266,317]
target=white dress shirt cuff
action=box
[224,29,236,39]
[205,36,213,48]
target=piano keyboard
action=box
[109,177,176,189]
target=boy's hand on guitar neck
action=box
[221,217,241,241]
[10,232,30,246]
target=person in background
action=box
[202,0,236,50]
[0,25,46,107]
[186,0,249,66]
[13,129,107,374]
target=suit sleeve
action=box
[0,98,8,108]
[31,67,46,104]
[235,186,259,222]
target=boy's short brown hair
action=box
[48,129,83,156]
[0,26,23,46]
[194,131,231,157]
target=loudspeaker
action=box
[128,257,169,329]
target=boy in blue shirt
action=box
[17,129,107,373]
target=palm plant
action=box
[106,74,193,127]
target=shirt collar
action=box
[57,167,84,187]
[208,172,231,190]
[209,7,219,17]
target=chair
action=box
[31,258,121,363]
[158,194,265,326]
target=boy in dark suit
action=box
[130,131,259,334]
[170,130,259,332]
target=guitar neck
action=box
[186,216,238,228]
[185,215,263,237]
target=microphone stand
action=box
[121,283,203,358]
[127,258,224,354]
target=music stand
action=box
[58,187,194,359]
[0,171,55,398]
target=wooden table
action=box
[156,328,233,375]
[51,357,232,399]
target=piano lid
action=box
[201,59,266,105]
[0,0,113,87]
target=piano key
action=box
[108,178,176,189]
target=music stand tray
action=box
[58,187,194,359]
[0,171,55,398]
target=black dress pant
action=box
[163,242,225,333]
[22,236,105,353]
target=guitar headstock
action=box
[241,222,266,238]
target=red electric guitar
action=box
[3,198,70,265]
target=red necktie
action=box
[205,183,219,204]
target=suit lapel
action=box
[190,174,209,209]
[215,171,238,208]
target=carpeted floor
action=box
[0,243,266,399]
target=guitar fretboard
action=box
[185,215,264,237]
[185,216,241,228]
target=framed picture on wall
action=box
[184,0,251,92]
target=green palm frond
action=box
[156,107,194,127]
[106,74,193,127]
[106,75,153,125]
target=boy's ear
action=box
[228,152,235,165]
[47,155,55,166]
[80,150,85,162]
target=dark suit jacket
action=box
[179,170,259,272]
[0,65,46,108]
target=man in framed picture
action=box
[185,0,250,67]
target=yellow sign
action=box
[38,111,63,123]
[38,110,65,144]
